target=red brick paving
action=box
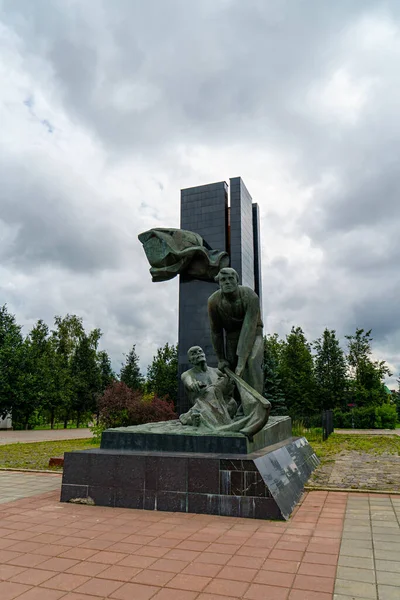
[0,489,348,599]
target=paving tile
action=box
[74,576,124,597]
[197,594,238,600]
[133,569,175,586]
[118,554,157,568]
[194,552,230,565]
[166,573,211,591]
[147,558,189,573]
[226,555,264,570]
[253,570,295,587]
[375,560,400,574]
[339,545,374,558]
[378,584,400,599]
[336,566,375,583]
[333,596,375,600]
[0,581,32,600]
[110,581,160,599]
[303,551,338,565]
[293,573,334,593]
[289,591,332,600]
[66,561,108,577]
[374,549,400,561]
[8,553,49,568]
[216,566,257,582]
[377,570,400,586]
[262,559,300,573]
[244,583,289,599]
[334,578,377,599]
[203,577,250,597]
[152,589,198,600]
[0,565,27,580]
[17,588,66,600]
[10,569,56,585]
[338,555,374,569]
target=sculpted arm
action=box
[208,296,225,362]
[236,290,260,373]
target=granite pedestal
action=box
[61,418,319,520]
[101,416,292,454]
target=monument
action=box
[61,178,318,520]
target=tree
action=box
[313,328,347,411]
[279,327,315,418]
[98,350,115,392]
[49,314,86,428]
[146,343,178,406]
[263,335,287,415]
[120,345,144,391]
[345,329,391,407]
[0,305,23,420]
[13,320,55,429]
[70,330,102,427]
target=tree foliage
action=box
[279,327,315,418]
[1,301,396,430]
[0,305,23,419]
[345,329,392,407]
[314,328,347,411]
[120,345,144,391]
[263,335,287,415]
[97,381,177,429]
[146,343,178,406]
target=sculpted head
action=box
[188,346,206,366]
[215,267,239,294]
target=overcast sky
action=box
[1,0,399,384]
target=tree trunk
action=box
[50,409,55,430]
[63,414,69,429]
[76,412,80,429]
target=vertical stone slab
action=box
[252,202,263,315]
[178,182,228,414]
[229,177,255,288]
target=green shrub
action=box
[334,405,397,430]
[374,404,397,429]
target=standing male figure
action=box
[208,267,264,394]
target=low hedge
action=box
[334,404,397,429]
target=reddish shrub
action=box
[97,381,177,429]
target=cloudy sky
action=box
[1,0,399,384]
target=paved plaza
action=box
[0,471,399,599]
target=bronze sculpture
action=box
[208,267,264,394]
[138,228,229,282]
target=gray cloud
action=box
[1,0,400,383]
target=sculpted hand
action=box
[192,413,201,427]
[218,359,230,372]
[235,360,245,378]
[190,381,206,394]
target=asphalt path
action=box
[0,428,92,445]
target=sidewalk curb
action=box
[305,485,400,495]
[0,468,62,475]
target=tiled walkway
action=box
[335,494,400,600]
[0,474,398,599]
[0,472,62,504]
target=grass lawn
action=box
[2,430,399,474]
[310,432,400,460]
[0,439,99,471]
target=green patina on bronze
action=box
[208,267,264,394]
[138,228,229,282]
[110,345,270,439]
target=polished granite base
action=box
[101,416,292,454]
[61,436,319,520]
